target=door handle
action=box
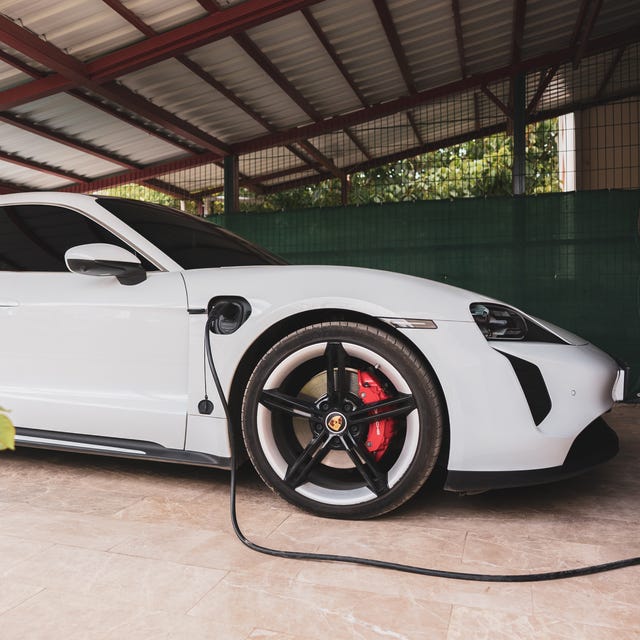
[0,300,19,307]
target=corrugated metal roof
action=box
[0,0,636,198]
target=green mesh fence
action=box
[212,189,640,397]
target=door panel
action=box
[0,271,189,449]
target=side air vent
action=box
[496,351,552,426]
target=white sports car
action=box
[0,193,626,518]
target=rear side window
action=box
[0,204,155,272]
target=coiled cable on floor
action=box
[204,316,640,583]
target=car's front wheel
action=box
[241,322,444,519]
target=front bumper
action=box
[444,417,619,493]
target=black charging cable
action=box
[204,310,640,582]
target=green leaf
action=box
[0,408,15,451]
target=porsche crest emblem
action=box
[325,411,347,433]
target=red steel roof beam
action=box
[526,65,558,114]
[372,0,416,94]
[451,0,468,78]
[102,0,276,133]
[302,7,369,107]
[261,123,506,194]
[595,46,626,99]
[574,0,603,67]
[51,24,640,193]
[0,149,88,184]
[481,85,511,117]
[59,151,222,193]
[69,92,202,154]
[511,0,527,65]
[295,140,344,179]
[89,0,324,83]
[407,111,425,146]
[0,112,139,170]
[232,32,323,121]
[344,127,373,160]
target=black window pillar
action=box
[512,72,526,196]
[224,154,239,215]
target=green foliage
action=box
[0,407,15,451]
[247,119,560,211]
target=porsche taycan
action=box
[0,193,626,518]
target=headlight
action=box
[470,303,568,344]
[470,303,527,340]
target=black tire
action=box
[241,321,443,519]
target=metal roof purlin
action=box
[89,0,325,83]
[59,151,223,193]
[511,0,527,65]
[302,6,369,107]
[451,0,468,79]
[0,112,139,170]
[0,14,85,81]
[481,86,511,117]
[0,149,88,184]
[407,111,425,146]
[574,0,603,67]
[595,46,626,99]
[527,66,559,114]
[296,140,344,179]
[372,0,416,95]
[232,31,323,121]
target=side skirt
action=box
[15,427,232,470]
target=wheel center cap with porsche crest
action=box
[325,411,347,434]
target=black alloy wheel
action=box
[241,322,444,519]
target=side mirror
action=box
[65,243,147,286]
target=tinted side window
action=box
[97,198,285,269]
[0,204,155,272]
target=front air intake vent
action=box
[496,351,552,426]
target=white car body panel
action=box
[0,270,189,449]
[180,266,620,470]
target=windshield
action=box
[97,197,285,269]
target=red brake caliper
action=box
[357,370,395,461]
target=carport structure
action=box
[0,0,637,208]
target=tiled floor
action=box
[1,405,638,639]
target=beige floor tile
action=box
[0,588,248,640]
[114,490,292,538]
[4,544,227,614]
[0,579,43,616]
[108,521,318,574]
[447,605,640,640]
[531,571,640,629]
[189,568,452,640]
[0,504,138,551]
[462,531,611,573]
[269,512,466,565]
[295,562,535,615]
[0,534,54,572]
